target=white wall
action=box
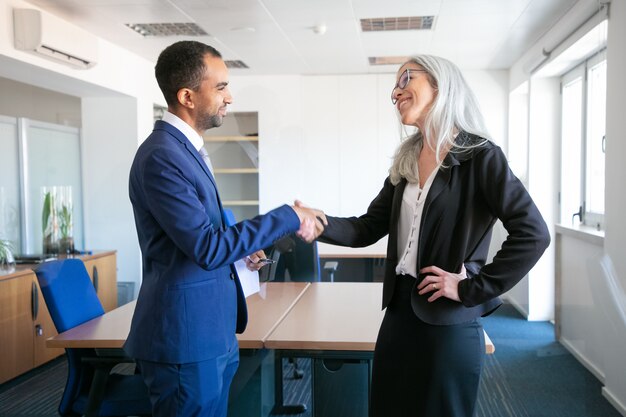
[229,69,508,221]
[556,229,605,381]
[227,73,400,218]
[0,77,81,126]
[527,76,559,321]
[602,0,626,413]
[463,70,509,147]
[81,97,152,292]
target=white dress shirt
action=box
[161,111,213,172]
[395,168,439,278]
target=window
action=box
[560,50,606,229]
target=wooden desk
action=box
[47,281,494,416]
[47,299,134,349]
[46,282,311,417]
[266,282,384,351]
[265,282,494,353]
[47,282,310,350]
[237,282,309,349]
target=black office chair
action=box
[34,259,151,417]
[268,235,338,283]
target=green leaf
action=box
[0,239,13,262]
[42,192,51,234]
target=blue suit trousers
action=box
[137,339,239,417]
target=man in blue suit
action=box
[125,41,325,417]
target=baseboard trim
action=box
[502,295,529,319]
[560,337,605,383]
[602,387,626,416]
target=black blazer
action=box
[319,133,550,325]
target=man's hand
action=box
[244,250,268,271]
[291,200,327,243]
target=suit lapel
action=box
[417,152,461,271]
[388,179,406,261]
[155,121,226,228]
[155,121,219,189]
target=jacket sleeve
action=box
[318,177,394,247]
[458,146,551,306]
[138,145,300,270]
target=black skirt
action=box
[370,275,485,417]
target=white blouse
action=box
[395,168,439,278]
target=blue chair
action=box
[35,259,151,417]
[222,208,237,227]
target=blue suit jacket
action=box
[125,120,300,363]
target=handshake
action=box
[291,200,327,243]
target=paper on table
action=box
[234,259,260,298]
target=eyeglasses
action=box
[391,69,428,105]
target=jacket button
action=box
[230,273,235,280]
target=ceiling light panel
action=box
[224,60,249,69]
[368,56,411,66]
[125,22,208,37]
[361,16,435,32]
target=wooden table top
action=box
[265,282,495,354]
[264,282,385,351]
[46,282,309,349]
[237,282,309,349]
[47,281,494,354]
[47,299,135,349]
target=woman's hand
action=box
[416,264,467,302]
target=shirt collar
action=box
[161,111,205,151]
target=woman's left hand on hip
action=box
[417,264,467,302]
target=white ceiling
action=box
[22,0,579,75]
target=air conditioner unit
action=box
[13,8,98,69]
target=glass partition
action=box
[22,119,83,254]
[0,116,21,252]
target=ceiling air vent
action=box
[225,60,249,69]
[361,16,434,32]
[369,56,411,66]
[125,22,208,37]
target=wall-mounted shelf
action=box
[203,112,259,221]
[204,136,258,142]
[214,168,259,174]
[222,200,259,206]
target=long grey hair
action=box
[389,55,490,185]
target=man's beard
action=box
[199,113,223,130]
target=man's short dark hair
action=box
[155,41,222,106]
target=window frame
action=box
[559,49,606,230]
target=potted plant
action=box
[59,200,74,254]
[0,238,16,274]
[42,189,59,255]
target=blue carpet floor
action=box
[478,303,621,417]
[0,303,621,416]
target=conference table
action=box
[47,281,494,417]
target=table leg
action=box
[270,350,307,415]
[84,365,111,417]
